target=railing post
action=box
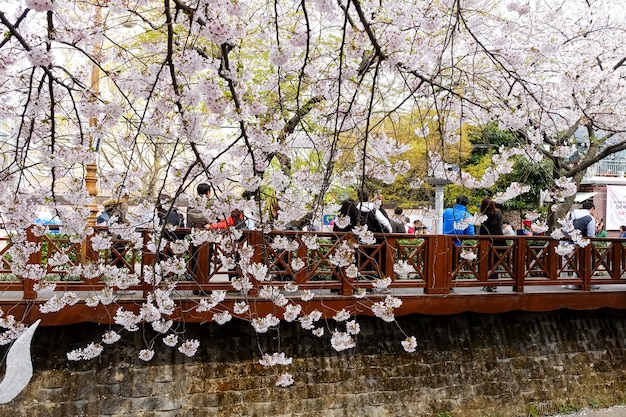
[513,237,525,292]
[247,230,263,297]
[424,235,452,294]
[23,226,40,300]
[580,242,593,291]
[295,233,308,284]
[342,233,355,296]
[384,235,396,281]
[141,229,155,297]
[611,240,624,279]
[478,237,489,283]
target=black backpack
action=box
[573,215,592,237]
[357,208,383,233]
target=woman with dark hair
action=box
[479,197,506,292]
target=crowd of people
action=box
[92,185,626,295]
[95,184,626,243]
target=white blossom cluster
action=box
[401,336,418,353]
[252,313,280,333]
[283,304,302,322]
[299,310,322,330]
[372,277,392,289]
[393,261,416,278]
[67,343,104,361]
[178,339,200,357]
[371,296,403,322]
[330,331,356,352]
[460,250,477,262]
[39,292,80,314]
[0,313,27,346]
[213,310,233,325]
[329,241,356,268]
[259,352,293,367]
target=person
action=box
[520,220,533,236]
[502,221,515,236]
[354,189,392,234]
[442,195,475,245]
[442,195,475,292]
[156,193,184,260]
[102,185,130,268]
[187,183,213,291]
[187,183,212,229]
[333,198,358,233]
[570,201,596,238]
[390,207,407,233]
[563,201,597,290]
[348,189,392,280]
[405,217,414,234]
[595,218,607,238]
[208,208,247,230]
[620,225,626,238]
[157,194,184,228]
[479,197,506,292]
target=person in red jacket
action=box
[208,209,246,230]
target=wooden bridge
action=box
[1,228,626,326]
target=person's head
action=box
[158,193,171,206]
[455,195,469,207]
[480,197,496,216]
[582,201,594,213]
[621,225,626,233]
[394,207,403,215]
[113,184,129,200]
[197,182,211,197]
[357,189,369,202]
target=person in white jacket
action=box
[355,189,392,233]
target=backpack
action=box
[187,207,209,228]
[96,211,110,226]
[357,208,383,233]
[572,215,592,237]
[104,202,125,225]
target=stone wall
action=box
[2,309,626,417]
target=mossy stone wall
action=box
[2,309,626,417]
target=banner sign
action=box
[606,185,626,230]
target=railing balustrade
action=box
[1,228,625,300]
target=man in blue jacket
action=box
[442,195,475,245]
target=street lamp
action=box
[426,176,451,234]
[85,5,102,225]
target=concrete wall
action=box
[2,309,626,417]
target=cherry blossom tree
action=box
[0,0,625,385]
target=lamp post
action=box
[426,177,451,234]
[85,5,102,226]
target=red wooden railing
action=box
[1,228,625,325]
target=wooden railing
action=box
[1,228,626,325]
[1,228,625,297]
